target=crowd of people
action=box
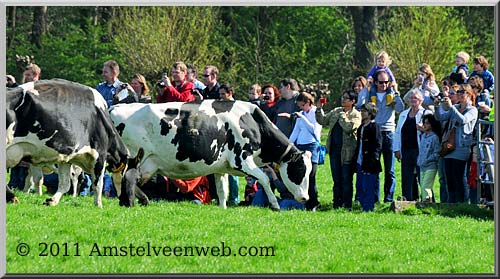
[6,50,495,211]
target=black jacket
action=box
[353,121,382,174]
[202,82,221,100]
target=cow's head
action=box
[278,147,312,203]
[114,148,144,207]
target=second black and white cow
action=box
[6,79,131,207]
[109,100,312,210]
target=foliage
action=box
[6,6,494,103]
[37,22,120,87]
[217,7,353,101]
[6,7,121,87]
[451,6,495,72]
[109,6,223,99]
[368,7,471,93]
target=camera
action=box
[263,95,270,101]
[119,83,128,90]
[157,73,168,88]
[430,92,445,102]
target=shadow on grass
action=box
[317,201,494,221]
[384,201,494,221]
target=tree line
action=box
[6,6,495,105]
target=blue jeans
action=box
[330,147,354,209]
[250,188,269,207]
[356,164,377,212]
[375,131,396,202]
[279,199,305,210]
[103,173,116,198]
[438,157,448,203]
[228,175,240,205]
[400,148,419,201]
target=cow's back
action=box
[6,79,112,171]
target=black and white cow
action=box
[109,100,312,210]
[6,79,130,207]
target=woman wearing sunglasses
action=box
[435,84,478,203]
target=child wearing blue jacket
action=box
[366,51,397,106]
[417,114,441,202]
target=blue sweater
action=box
[417,132,440,171]
[374,93,404,132]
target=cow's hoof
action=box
[43,198,57,206]
[7,197,19,204]
[138,198,149,206]
[271,207,280,212]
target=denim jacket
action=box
[435,103,478,161]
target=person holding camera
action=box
[408,64,440,111]
[394,89,432,201]
[156,61,195,103]
[129,73,151,103]
[435,84,478,203]
[315,90,361,209]
[258,84,280,122]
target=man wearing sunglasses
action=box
[201,65,221,100]
[369,70,404,203]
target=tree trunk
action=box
[7,6,16,48]
[30,6,47,48]
[348,6,378,77]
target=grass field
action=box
[5,148,495,274]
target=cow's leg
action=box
[112,170,150,207]
[23,165,43,195]
[214,174,229,209]
[23,166,33,193]
[44,163,71,206]
[239,161,280,210]
[133,158,160,205]
[92,160,106,208]
[24,166,43,195]
[70,165,83,197]
[135,185,149,206]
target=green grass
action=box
[5,152,495,273]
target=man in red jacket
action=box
[156,61,195,103]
